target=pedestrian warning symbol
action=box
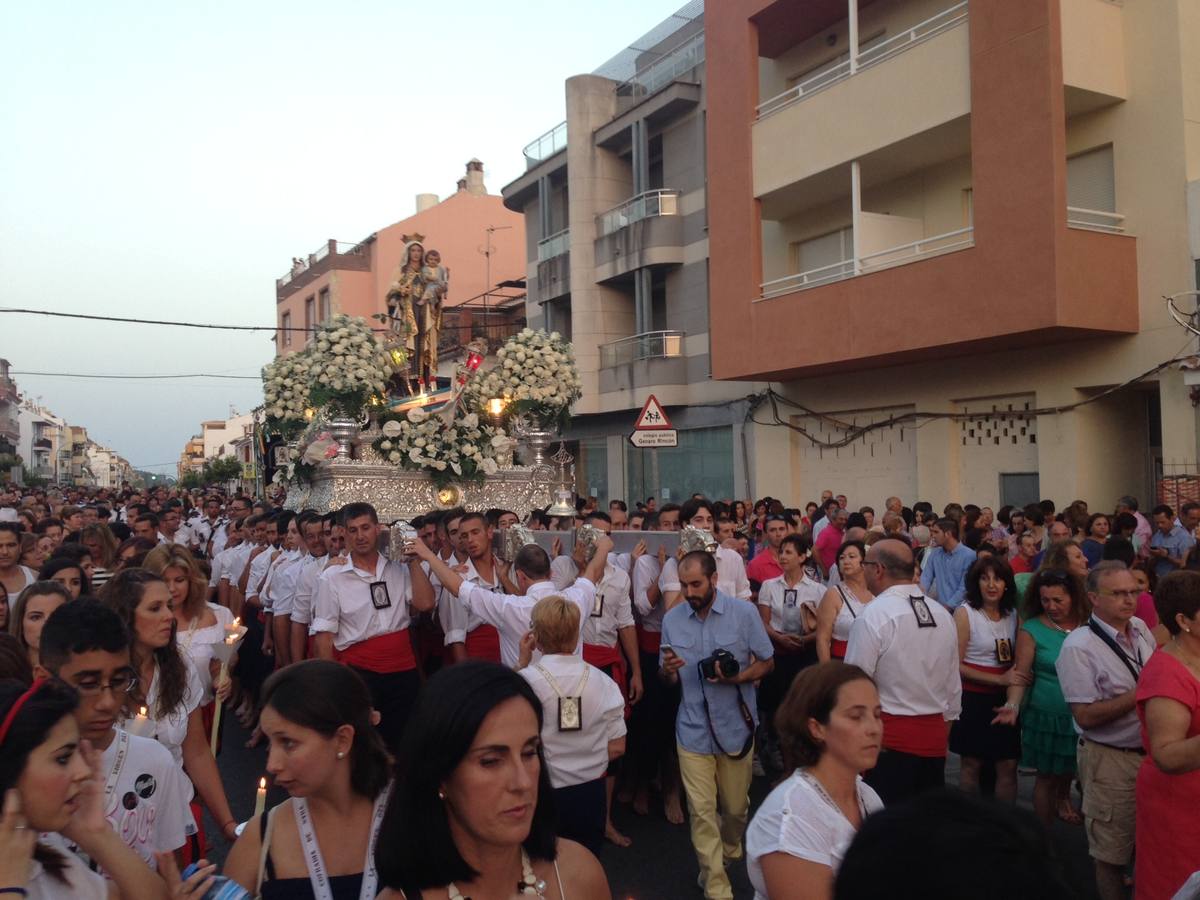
[633,395,673,430]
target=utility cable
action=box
[12,371,260,380]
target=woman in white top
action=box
[101,569,240,854]
[949,556,1026,803]
[746,662,884,900]
[0,678,169,900]
[815,539,874,662]
[517,594,626,857]
[758,534,825,771]
[144,544,235,707]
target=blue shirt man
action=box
[1149,505,1195,580]
[660,551,774,900]
[920,518,977,610]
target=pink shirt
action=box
[815,525,845,574]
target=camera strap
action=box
[697,668,755,759]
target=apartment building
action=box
[502,1,766,503]
[706,0,1200,510]
[275,160,525,363]
[16,400,68,484]
[0,360,20,459]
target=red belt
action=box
[584,643,629,719]
[881,711,948,758]
[465,625,501,663]
[962,661,1010,694]
[338,628,416,674]
[831,638,848,660]
[636,624,661,655]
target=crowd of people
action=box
[0,483,1197,899]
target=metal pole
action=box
[851,160,862,275]
[848,0,859,75]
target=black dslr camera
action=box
[699,648,740,680]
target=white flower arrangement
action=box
[306,314,395,417]
[468,328,581,429]
[261,351,312,438]
[372,406,514,488]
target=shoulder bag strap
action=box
[1087,618,1142,682]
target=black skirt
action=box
[949,689,1021,761]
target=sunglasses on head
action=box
[1040,569,1072,586]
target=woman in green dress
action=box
[993,568,1090,827]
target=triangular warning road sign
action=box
[633,394,673,430]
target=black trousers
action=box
[864,749,946,805]
[349,666,420,752]
[630,649,680,786]
[553,778,607,856]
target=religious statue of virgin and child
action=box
[385,235,449,391]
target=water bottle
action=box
[180,862,252,900]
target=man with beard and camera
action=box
[660,550,774,900]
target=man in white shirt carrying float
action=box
[312,501,435,751]
[846,538,962,804]
[412,528,613,669]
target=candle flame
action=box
[259,777,267,790]
[232,617,241,627]
[138,706,147,717]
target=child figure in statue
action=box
[417,249,448,388]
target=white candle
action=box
[254,777,267,817]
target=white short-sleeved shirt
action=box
[550,558,634,648]
[519,654,626,788]
[245,546,277,601]
[67,730,194,870]
[459,578,595,669]
[659,549,752,602]
[178,602,235,703]
[746,770,884,899]
[311,554,413,651]
[758,574,825,634]
[217,542,253,586]
[1056,615,1155,748]
[632,555,665,632]
[290,554,327,627]
[264,549,305,616]
[134,658,205,774]
[27,833,108,900]
[844,584,962,721]
[437,556,502,646]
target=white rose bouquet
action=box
[262,349,313,439]
[466,328,581,430]
[371,406,513,489]
[304,314,395,418]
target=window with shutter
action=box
[1067,146,1115,212]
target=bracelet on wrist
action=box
[0,889,29,897]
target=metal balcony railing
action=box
[537,229,571,262]
[1067,206,1126,234]
[599,331,685,368]
[596,190,681,238]
[616,30,705,101]
[524,121,568,165]
[756,2,968,118]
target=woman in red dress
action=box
[1135,570,1200,900]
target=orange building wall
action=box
[276,190,524,355]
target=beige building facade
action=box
[705,0,1200,511]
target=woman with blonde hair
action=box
[517,594,626,855]
[143,543,234,707]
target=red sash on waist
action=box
[465,624,501,663]
[338,628,416,674]
[636,624,661,655]
[881,711,948,758]
[962,661,1010,694]
[584,643,629,719]
[831,638,848,660]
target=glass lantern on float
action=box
[546,443,577,518]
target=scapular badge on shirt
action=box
[559,696,583,731]
[995,638,1014,664]
[591,592,605,619]
[369,581,392,610]
[908,595,937,628]
[783,589,798,608]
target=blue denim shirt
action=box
[660,590,775,755]
[920,542,977,610]
[1150,524,1196,579]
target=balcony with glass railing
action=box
[599,331,685,368]
[537,229,571,263]
[524,121,567,167]
[1067,207,1125,234]
[596,190,680,238]
[616,30,705,104]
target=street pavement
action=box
[205,716,1100,899]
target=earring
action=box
[336,751,345,759]
[437,789,446,800]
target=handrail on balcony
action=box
[1067,206,1126,234]
[859,226,975,271]
[524,121,568,165]
[599,330,686,369]
[596,190,681,237]
[761,260,855,299]
[537,229,571,262]
[616,30,706,100]
[756,1,968,119]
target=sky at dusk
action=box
[0,0,683,472]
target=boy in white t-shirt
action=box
[36,597,193,870]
